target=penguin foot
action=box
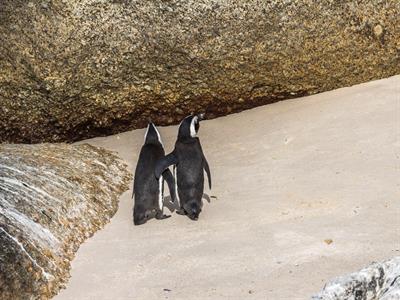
[155,212,171,220]
[133,218,147,226]
[176,209,186,215]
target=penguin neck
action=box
[178,136,198,144]
[145,139,162,146]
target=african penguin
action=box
[155,114,211,221]
[133,123,177,225]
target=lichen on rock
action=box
[0,143,131,299]
[313,257,400,300]
[0,0,399,143]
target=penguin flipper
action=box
[203,157,212,190]
[162,168,177,203]
[155,152,178,179]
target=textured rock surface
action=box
[313,257,400,300]
[1,0,399,143]
[0,143,131,299]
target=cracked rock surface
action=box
[1,0,399,143]
[0,143,131,300]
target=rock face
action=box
[0,143,131,299]
[313,257,400,300]
[1,1,399,143]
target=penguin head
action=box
[144,123,163,145]
[177,113,205,141]
[184,201,202,221]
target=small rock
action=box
[373,24,383,37]
[314,257,400,299]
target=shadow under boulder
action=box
[0,143,131,299]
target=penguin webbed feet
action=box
[133,218,147,226]
[175,208,186,215]
[155,211,171,220]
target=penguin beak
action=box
[197,113,205,121]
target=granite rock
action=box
[0,143,131,299]
[0,0,399,142]
[313,257,400,300]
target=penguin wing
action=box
[162,168,177,203]
[131,176,135,199]
[203,156,212,190]
[195,139,211,190]
[155,152,178,179]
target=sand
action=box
[56,76,400,300]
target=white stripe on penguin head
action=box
[144,123,150,143]
[153,124,164,147]
[190,116,198,138]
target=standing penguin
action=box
[155,114,211,221]
[133,123,177,225]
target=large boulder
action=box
[0,143,131,299]
[313,257,400,299]
[0,0,399,143]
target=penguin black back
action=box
[155,114,211,221]
[133,123,176,225]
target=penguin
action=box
[155,114,211,221]
[133,123,177,225]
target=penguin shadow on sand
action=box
[163,193,215,214]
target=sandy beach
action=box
[56,76,400,300]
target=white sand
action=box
[56,76,400,300]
